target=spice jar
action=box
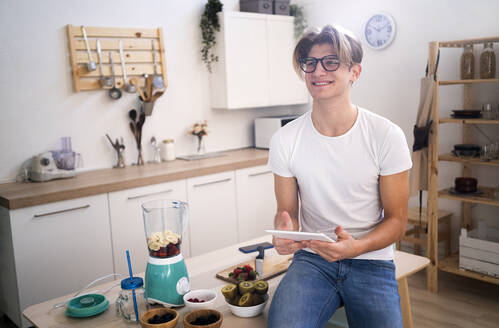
[160,139,176,162]
[460,44,474,79]
[115,277,149,322]
[479,42,496,79]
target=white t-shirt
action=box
[268,107,412,260]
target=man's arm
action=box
[304,170,409,261]
[272,174,306,255]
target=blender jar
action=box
[142,200,188,259]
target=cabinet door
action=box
[267,16,309,106]
[187,171,238,256]
[10,195,113,322]
[215,12,269,109]
[108,180,188,276]
[236,165,276,242]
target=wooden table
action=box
[23,236,429,328]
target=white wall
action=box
[0,0,305,183]
[298,0,499,247]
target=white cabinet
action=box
[210,12,309,109]
[0,195,113,328]
[108,180,188,276]
[235,165,276,242]
[187,171,238,256]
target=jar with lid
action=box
[460,44,474,79]
[479,42,496,79]
[115,277,149,322]
[160,139,176,161]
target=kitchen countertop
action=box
[0,148,268,210]
[23,235,429,328]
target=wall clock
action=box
[363,12,396,50]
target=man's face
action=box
[303,43,359,101]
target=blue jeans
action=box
[267,250,403,328]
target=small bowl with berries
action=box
[183,289,217,311]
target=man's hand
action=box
[303,226,359,262]
[272,211,305,255]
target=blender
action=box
[142,200,190,307]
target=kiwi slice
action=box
[238,281,255,295]
[254,280,269,294]
[230,295,241,306]
[221,284,237,300]
[238,292,253,307]
[252,293,265,306]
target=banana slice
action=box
[159,238,169,247]
[166,234,178,244]
[149,232,164,241]
[148,240,161,251]
[164,229,174,236]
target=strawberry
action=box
[233,268,243,277]
[243,265,253,273]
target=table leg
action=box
[398,277,413,328]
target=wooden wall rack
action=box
[66,24,167,92]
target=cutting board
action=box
[216,255,293,283]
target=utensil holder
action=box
[139,100,155,116]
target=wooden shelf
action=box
[438,37,499,48]
[439,153,499,167]
[439,78,499,85]
[439,254,499,285]
[439,117,499,124]
[439,186,499,207]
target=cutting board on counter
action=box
[216,255,293,283]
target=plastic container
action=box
[160,139,176,162]
[116,277,149,322]
[460,44,474,79]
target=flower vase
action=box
[196,136,206,155]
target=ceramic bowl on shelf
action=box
[454,177,478,193]
[183,309,223,328]
[452,144,481,157]
[451,109,482,118]
[183,289,217,311]
[139,307,179,328]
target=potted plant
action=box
[290,4,307,39]
[200,0,223,73]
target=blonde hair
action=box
[292,25,363,79]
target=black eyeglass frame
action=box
[299,55,341,73]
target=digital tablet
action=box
[265,230,335,243]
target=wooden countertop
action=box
[23,235,429,328]
[0,148,268,210]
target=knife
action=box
[255,246,265,277]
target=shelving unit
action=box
[426,37,499,292]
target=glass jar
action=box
[161,139,176,161]
[479,42,496,79]
[460,44,474,79]
[115,277,149,322]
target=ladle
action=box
[81,26,97,71]
[96,40,113,88]
[108,52,122,100]
[119,40,137,94]
[151,40,164,89]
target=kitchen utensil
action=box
[451,109,482,118]
[150,136,161,163]
[255,246,264,277]
[29,152,76,182]
[81,26,97,71]
[183,289,217,311]
[96,39,113,87]
[183,309,222,328]
[119,40,137,93]
[65,294,109,318]
[106,134,126,168]
[108,52,122,99]
[216,254,293,284]
[140,308,179,328]
[146,74,153,101]
[129,109,137,122]
[151,40,165,89]
[143,199,190,306]
[454,177,477,193]
[131,78,147,101]
[150,90,164,103]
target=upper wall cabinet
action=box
[209,12,309,109]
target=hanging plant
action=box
[200,0,223,73]
[290,4,308,40]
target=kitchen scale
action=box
[142,200,190,307]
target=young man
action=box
[267,25,412,328]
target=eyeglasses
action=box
[299,55,341,73]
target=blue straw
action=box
[126,250,139,323]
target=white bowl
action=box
[183,289,217,311]
[226,294,269,318]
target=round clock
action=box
[363,12,396,50]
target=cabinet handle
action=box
[248,170,272,178]
[127,188,173,200]
[33,204,90,218]
[193,177,231,188]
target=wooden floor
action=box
[2,270,498,328]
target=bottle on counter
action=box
[161,139,176,162]
[479,42,496,79]
[460,44,474,79]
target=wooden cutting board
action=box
[216,255,293,283]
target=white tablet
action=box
[265,230,335,243]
